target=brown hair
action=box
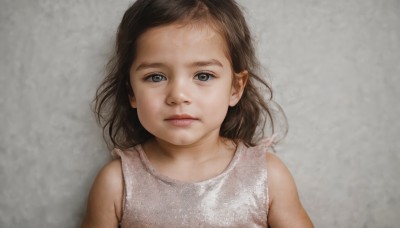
[94,0,287,149]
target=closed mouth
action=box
[165,114,198,121]
[165,114,198,126]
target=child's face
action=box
[129,22,246,146]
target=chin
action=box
[165,138,196,146]
[156,135,201,147]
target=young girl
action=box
[83,0,313,227]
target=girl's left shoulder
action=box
[262,150,314,227]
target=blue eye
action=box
[146,74,166,82]
[195,72,214,81]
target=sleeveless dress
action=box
[112,140,273,228]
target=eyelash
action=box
[144,72,216,82]
[144,73,166,82]
[194,72,215,82]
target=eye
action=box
[145,74,166,82]
[194,72,214,81]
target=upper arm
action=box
[266,152,313,228]
[81,159,123,228]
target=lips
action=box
[165,114,198,127]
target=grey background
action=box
[1,0,399,227]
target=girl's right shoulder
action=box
[81,159,123,228]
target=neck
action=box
[144,135,233,162]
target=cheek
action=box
[200,86,232,115]
[136,97,159,111]
[133,92,160,123]
[135,103,160,134]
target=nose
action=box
[165,78,191,105]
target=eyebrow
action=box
[135,63,164,71]
[135,59,224,72]
[189,59,224,68]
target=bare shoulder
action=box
[265,152,314,228]
[81,159,123,228]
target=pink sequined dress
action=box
[112,140,273,227]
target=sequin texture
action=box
[112,141,272,227]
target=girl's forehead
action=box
[139,21,224,45]
[134,22,231,63]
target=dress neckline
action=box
[135,141,244,186]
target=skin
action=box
[82,22,313,227]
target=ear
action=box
[129,94,137,108]
[229,70,248,107]
[127,77,137,108]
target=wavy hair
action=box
[94,0,287,149]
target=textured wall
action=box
[1,0,399,227]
